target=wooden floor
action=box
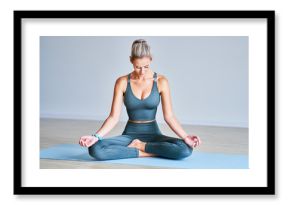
[40,118,248,169]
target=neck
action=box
[133,70,154,80]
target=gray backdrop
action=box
[40,36,248,128]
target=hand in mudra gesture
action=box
[79,135,99,147]
[184,135,202,148]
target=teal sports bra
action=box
[124,72,161,121]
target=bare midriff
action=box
[128,119,156,123]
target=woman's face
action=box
[132,56,152,77]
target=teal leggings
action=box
[88,120,193,160]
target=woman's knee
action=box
[175,148,192,159]
[88,141,108,161]
[174,140,193,159]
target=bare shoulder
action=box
[157,74,168,83]
[115,74,129,93]
[157,74,169,93]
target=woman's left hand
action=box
[184,135,202,148]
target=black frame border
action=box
[13,10,275,195]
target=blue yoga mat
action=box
[40,144,248,169]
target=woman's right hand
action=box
[79,135,99,147]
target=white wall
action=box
[40,36,248,127]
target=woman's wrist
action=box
[91,132,103,140]
[181,134,190,140]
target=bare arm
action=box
[159,76,189,140]
[93,77,125,137]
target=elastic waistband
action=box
[128,119,156,124]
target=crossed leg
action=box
[88,134,192,161]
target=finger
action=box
[192,136,198,141]
[197,136,201,146]
[197,138,201,146]
[82,139,88,147]
[193,136,199,146]
[189,137,196,143]
[195,138,199,146]
[194,138,199,146]
[192,138,198,146]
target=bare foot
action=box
[127,139,157,158]
[127,139,146,151]
[138,150,157,158]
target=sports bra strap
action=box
[153,72,157,82]
[127,73,131,83]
